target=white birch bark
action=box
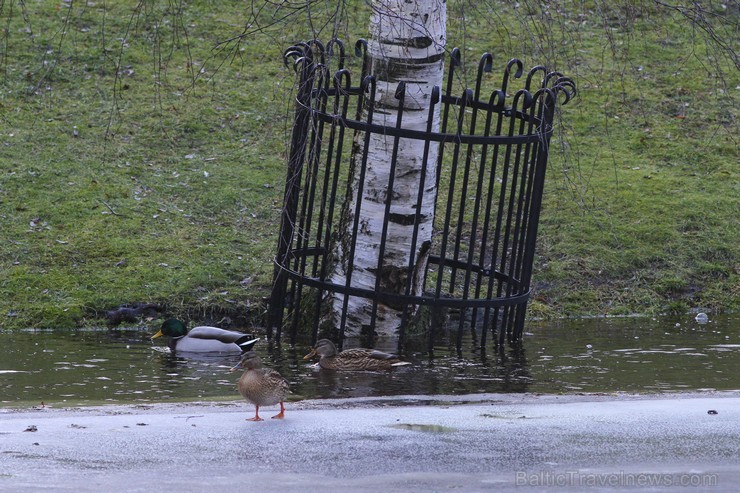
[330,0,447,338]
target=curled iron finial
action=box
[361,75,378,122]
[395,81,407,100]
[327,38,346,69]
[291,56,310,73]
[283,42,310,70]
[455,88,474,134]
[306,39,326,66]
[488,89,506,110]
[460,87,474,106]
[506,58,524,79]
[333,68,352,92]
[445,47,462,101]
[284,42,309,56]
[430,85,441,105]
[355,39,369,80]
[502,59,523,94]
[543,71,565,88]
[532,87,558,121]
[449,47,462,68]
[525,66,547,91]
[474,53,494,100]
[354,39,368,58]
[533,87,556,105]
[458,88,474,120]
[551,76,577,105]
[512,89,533,111]
[478,53,493,75]
[361,74,376,94]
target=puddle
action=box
[391,423,458,433]
[0,313,737,407]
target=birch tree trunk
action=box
[329,0,447,338]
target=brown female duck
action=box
[303,338,409,371]
[231,351,290,421]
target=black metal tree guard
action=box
[267,39,575,350]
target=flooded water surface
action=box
[1,314,737,407]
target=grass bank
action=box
[0,1,736,329]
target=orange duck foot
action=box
[246,406,264,421]
[271,402,286,419]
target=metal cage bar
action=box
[268,39,575,350]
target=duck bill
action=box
[238,338,260,351]
[151,329,164,341]
[302,349,317,360]
[229,363,242,372]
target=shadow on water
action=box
[1,314,737,407]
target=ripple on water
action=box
[0,314,737,405]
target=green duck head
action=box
[151,318,188,340]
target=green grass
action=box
[0,0,737,329]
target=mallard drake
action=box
[151,318,259,354]
[303,338,409,371]
[231,351,291,421]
